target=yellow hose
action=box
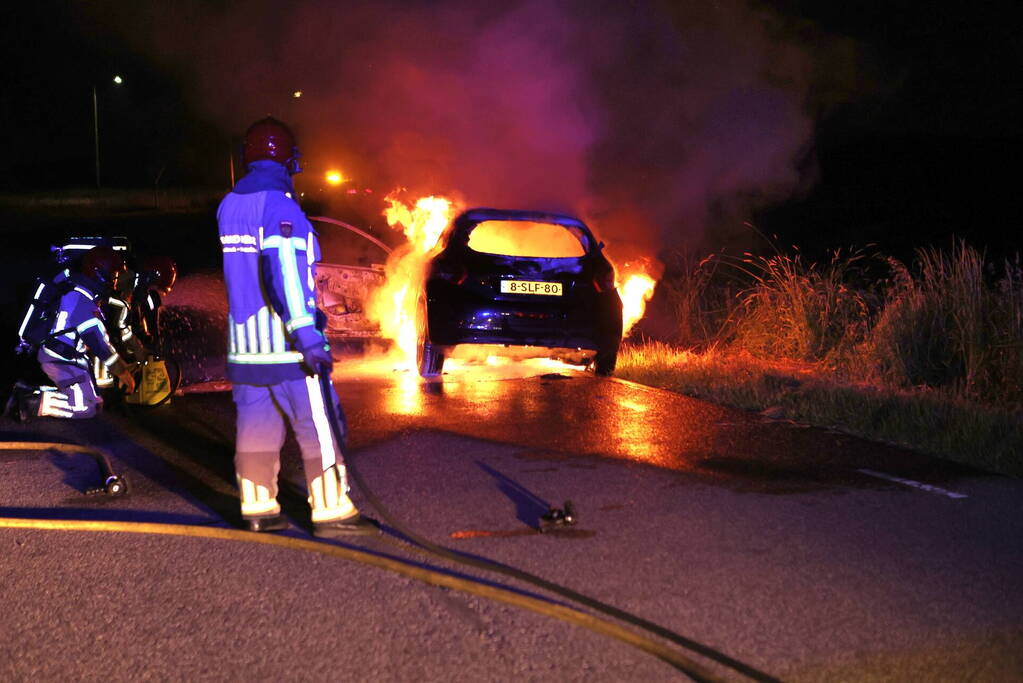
[0,516,723,680]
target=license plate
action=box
[500,280,562,296]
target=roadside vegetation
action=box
[618,240,1023,477]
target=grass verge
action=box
[616,342,1023,477]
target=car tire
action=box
[592,348,617,376]
[418,341,445,377]
[416,294,444,377]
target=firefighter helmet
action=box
[80,246,127,290]
[242,117,302,174]
[138,255,177,294]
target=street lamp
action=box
[93,74,124,188]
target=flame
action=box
[325,170,345,186]
[367,192,457,369]
[384,193,452,255]
[614,261,657,338]
[365,192,657,371]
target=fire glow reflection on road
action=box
[334,354,710,473]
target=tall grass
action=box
[633,240,1023,474]
[864,242,1023,403]
[727,249,872,363]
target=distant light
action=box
[364,188,373,193]
[293,90,303,98]
[325,170,345,186]
[113,75,124,85]
[346,188,358,194]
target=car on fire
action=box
[416,208,623,377]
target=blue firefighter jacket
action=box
[40,273,121,369]
[217,160,327,384]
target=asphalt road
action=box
[2,360,1022,681]
[1,208,1022,680]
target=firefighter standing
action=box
[217,117,375,535]
[36,247,136,418]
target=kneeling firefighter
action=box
[36,247,137,418]
[217,116,376,535]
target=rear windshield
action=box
[467,221,587,258]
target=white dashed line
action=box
[856,469,968,499]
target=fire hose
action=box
[316,367,779,683]
[0,374,777,680]
[0,441,128,497]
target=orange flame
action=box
[367,192,457,369]
[366,194,657,371]
[384,193,451,255]
[614,261,657,338]
[325,170,345,186]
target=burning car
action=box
[416,208,623,377]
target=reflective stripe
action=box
[39,391,73,418]
[271,236,310,323]
[309,470,355,523]
[103,353,121,367]
[235,323,247,354]
[285,315,314,333]
[17,304,35,339]
[307,231,316,291]
[54,311,69,333]
[70,384,86,411]
[246,316,258,354]
[238,476,281,516]
[77,318,103,335]
[228,314,236,353]
[309,474,324,514]
[73,287,93,298]
[305,375,337,470]
[271,313,286,352]
[42,346,71,361]
[227,351,304,364]
[257,307,271,353]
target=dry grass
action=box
[625,242,1023,476]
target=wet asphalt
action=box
[2,361,1023,681]
[1,209,1022,680]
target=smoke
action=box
[83,0,863,255]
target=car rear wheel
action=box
[417,341,445,377]
[416,294,445,378]
[592,348,617,376]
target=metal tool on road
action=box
[539,500,577,532]
[317,366,777,683]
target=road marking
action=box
[856,469,968,499]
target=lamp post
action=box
[93,75,124,189]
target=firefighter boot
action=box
[245,514,289,533]
[309,464,379,537]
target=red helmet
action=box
[139,255,177,294]
[242,117,302,173]
[80,246,127,290]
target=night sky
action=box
[2,0,1020,260]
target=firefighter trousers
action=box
[36,350,102,418]
[232,375,355,522]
